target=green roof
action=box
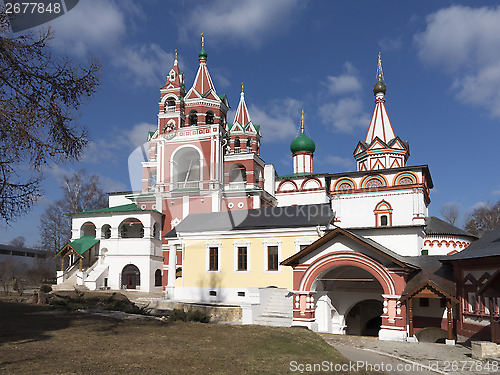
[56,236,99,256]
[290,132,315,154]
[148,131,155,141]
[77,203,144,214]
[199,47,207,59]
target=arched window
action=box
[234,137,241,153]
[155,269,162,286]
[188,110,198,126]
[119,218,144,238]
[206,111,214,125]
[101,224,111,239]
[374,201,392,227]
[229,164,247,187]
[247,137,252,153]
[152,223,160,240]
[172,147,201,189]
[122,264,140,289]
[148,170,157,192]
[164,99,175,113]
[81,222,96,237]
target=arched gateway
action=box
[281,227,415,341]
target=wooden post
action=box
[79,257,82,272]
[61,256,64,272]
[408,298,414,337]
[447,299,453,341]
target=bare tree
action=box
[464,200,500,237]
[39,201,71,253]
[61,169,108,213]
[9,236,25,247]
[39,169,107,253]
[440,203,460,226]
[0,12,101,222]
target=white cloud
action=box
[248,98,302,142]
[414,5,500,119]
[323,155,355,170]
[323,62,362,95]
[112,44,174,87]
[126,122,156,149]
[49,0,126,56]
[180,0,304,47]
[319,98,370,133]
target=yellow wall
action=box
[175,234,319,289]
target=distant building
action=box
[0,243,48,272]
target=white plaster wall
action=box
[108,194,134,207]
[276,191,329,206]
[353,227,424,256]
[174,286,262,305]
[332,189,427,228]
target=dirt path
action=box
[320,334,500,375]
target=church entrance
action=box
[313,265,384,335]
[122,264,140,290]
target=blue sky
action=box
[2,0,500,247]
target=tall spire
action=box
[300,109,305,133]
[364,52,393,143]
[199,32,207,60]
[233,82,251,126]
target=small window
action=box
[299,244,309,251]
[237,246,247,271]
[267,246,279,271]
[234,137,241,152]
[421,249,429,255]
[380,215,388,226]
[209,290,217,296]
[206,111,214,125]
[209,247,218,271]
[189,110,198,126]
[419,298,429,307]
[154,269,162,286]
[247,137,252,153]
[238,291,245,297]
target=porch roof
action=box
[400,256,457,302]
[55,236,99,257]
[280,226,420,269]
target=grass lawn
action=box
[0,300,381,374]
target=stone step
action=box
[253,316,292,327]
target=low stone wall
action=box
[471,341,500,359]
[154,300,242,322]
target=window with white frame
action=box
[267,246,279,271]
[234,241,250,272]
[263,239,281,272]
[206,243,221,272]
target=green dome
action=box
[291,132,315,154]
[199,48,207,59]
[373,78,386,95]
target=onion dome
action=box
[291,132,315,154]
[373,77,386,95]
[199,47,207,59]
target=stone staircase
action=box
[52,273,89,292]
[253,288,293,327]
